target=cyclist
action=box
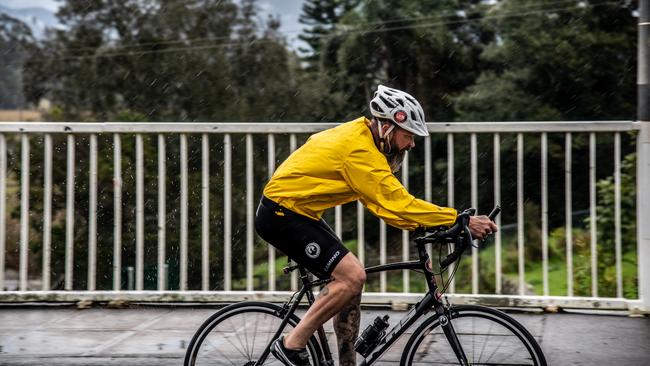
[255,84,498,366]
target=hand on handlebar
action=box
[415,206,500,269]
[468,215,498,241]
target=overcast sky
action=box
[0,0,305,49]
[0,0,59,11]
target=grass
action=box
[247,234,638,299]
[453,235,639,297]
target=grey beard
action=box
[385,149,406,173]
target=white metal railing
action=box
[0,121,647,312]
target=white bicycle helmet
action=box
[369,85,429,137]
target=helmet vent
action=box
[405,95,417,105]
[378,95,396,108]
[410,110,417,121]
[396,98,405,107]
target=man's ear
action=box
[381,122,392,133]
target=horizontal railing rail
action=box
[0,121,645,312]
[0,121,641,133]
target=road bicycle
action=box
[185,207,547,365]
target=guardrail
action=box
[0,121,646,312]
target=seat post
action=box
[298,266,312,286]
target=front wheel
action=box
[184,301,323,366]
[401,305,546,365]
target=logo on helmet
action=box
[394,110,407,123]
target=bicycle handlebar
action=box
[414,205,501,269]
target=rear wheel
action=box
[184,301,322,366]
[401,305,546,365]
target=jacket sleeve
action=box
[341,147,457,230]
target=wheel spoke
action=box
[405,307,543,366]
[472,317,476,364]
[477,316,494,362]
[243,311,251,358]
[263,316,275,352]
[251,311,260,358]
[484,330,510,365]
[228,316,252,360]
[199,339,241,366]
[187,305,316,366]
[221,330,252,361]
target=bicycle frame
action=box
[257,239,471,366]
[359,241,465,365]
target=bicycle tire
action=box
[401,305,547,366]
[184,301,323,366]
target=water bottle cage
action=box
[354,316,390,358]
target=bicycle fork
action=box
[420,242,470,365]
[436,305,470,365]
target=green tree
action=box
[298,0,359,70]
[454,0,637,121]
[0,13,33,109]
[25,0,240,121]
[315,0,492,121]
[592,151,637,298]
[20,0,337,290]
[452,0,637,238]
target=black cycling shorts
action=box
[255,196,349,279]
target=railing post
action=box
[638,122,650,313]
[0,134,5,291]
[246,133,254,291]
[180,134,188,291]
[267,134,276,291]
[19,135,29,291]
[636,0,650,313]
[135,134,144,291]
[157,134,165,291]
[202,134,210,291]
[113,134,122,291]
[223,134,232,291]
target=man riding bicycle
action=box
[255,85,498,366]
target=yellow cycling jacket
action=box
[263,117,457,230]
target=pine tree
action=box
[298,0,359,69]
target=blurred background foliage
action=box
[0,0,639,297]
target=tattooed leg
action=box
[333,293,362,366]
[284,253,365,350]
[318,285,330,298]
